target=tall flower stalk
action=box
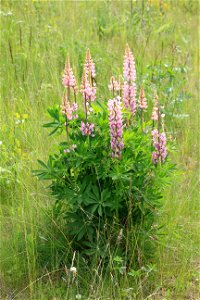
[151,96,167,164]
[138,87,148,130]
[108,76,121,97]
[151,94,159,123]
[108,96,124,158]
[80,50,96,136]
[61,57,78,141]
[122,44,137,116]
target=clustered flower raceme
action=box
[152,129,167,164]
[61,58,78,123]
[61,95,78,120]
[151,94,159,121]
[138,87,148,110]
[81,72,96,103]
[79,50,97,135]
[108,96,124,158]
[84,49,96,80]
[62,58,77,91]
[108,76,121,93]
[80,121,95,136]
[151,98,167,164]
[60,46,168,163]
[122,44,137,115]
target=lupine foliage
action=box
[35,47,175,266]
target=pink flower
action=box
[108,96,124,158]
[84,49,96,79]
[152,129,167,164]
[152,151,159,164]
[160,132,167,162]
[61,95,73,120]
[61,96,78,120]
[151,95,159,121]
[138,88,148,110]
[81,73,96,103]
[80,121,95,136]
[122,45,137,115]
[72,103,78,112]
[64,148,70,153]
[62,58,77,90]
[108,76,121,92]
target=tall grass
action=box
[0,1,199,299]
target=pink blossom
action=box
[138,88,148,110]
[160,132,167,162]
[108,76,121,92]
[62,58,77,90]
[152,151,159,164]
[152,129,167,164]
[80,121,95,136]
[108,96,124,158]
[61,96,78,120]
[64,148,70,153]
[122,45,137,115]
[84,49,96,79]
[61,95,73,120]
[81,73,96,102]
[72,103,78,112]
[151,95,159,121]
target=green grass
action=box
[0,1,199,299]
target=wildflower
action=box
[151,95,159,121]
[108,76,121,92]
[71,144,77,150]
[122,44,137,115]
[84,49,96,79]
[61,95,78,120]
[75,295,82,300]
[62,58,77,90]
[72,102,78,112]
[152,151,159,164]
[152,129,167,163]
[81,72,96,103]
[138,88,148,110]
[108,96,124,158]
[80,121,95,136]
[87,107,94,116]
[64,148,70,153]
[160,131,167,162]
[61,94,73,120]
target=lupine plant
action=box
[35,45,174,268]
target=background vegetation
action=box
[0,0,199,299]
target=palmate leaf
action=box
[47,106,61,121]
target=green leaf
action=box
[98,205,102,216]
[37,160,48,169]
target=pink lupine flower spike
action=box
[108,96,124,158]
[123,44,137,116]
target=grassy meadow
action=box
[0,0,199,299]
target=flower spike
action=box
[122,45,137,116]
